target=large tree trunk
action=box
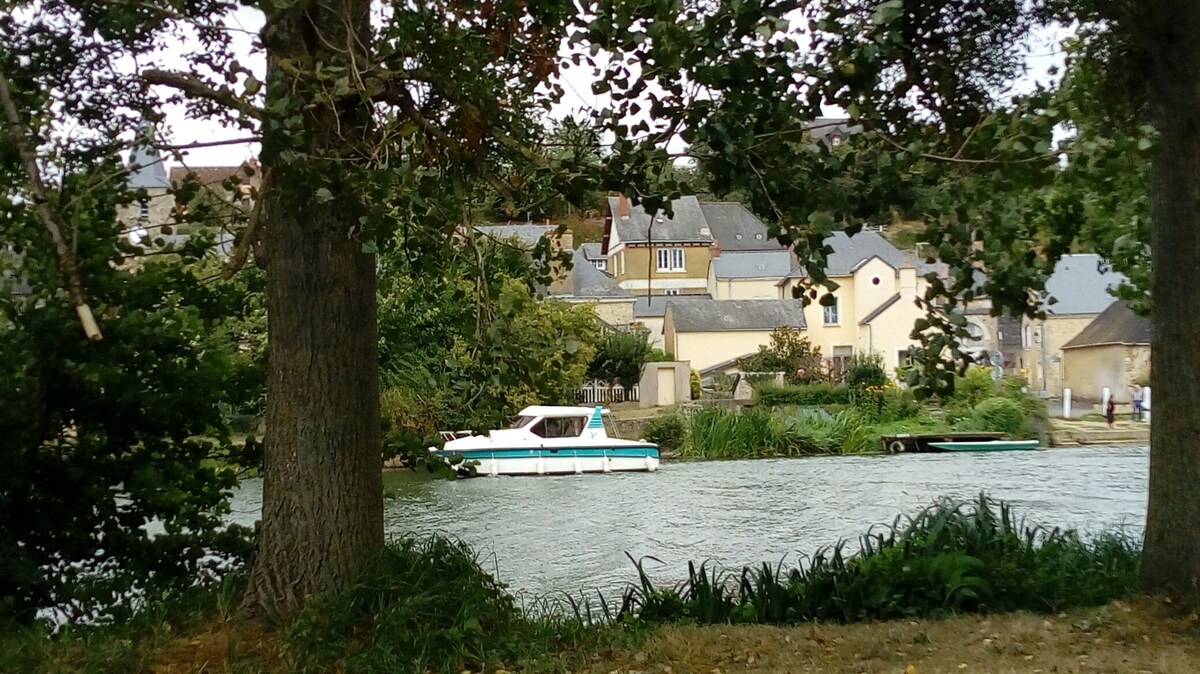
[1140,4,1200,598]
[241,0,383,622]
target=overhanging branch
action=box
[142,69,264,121]
[0,68,102,341]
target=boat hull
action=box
[434,446,660,477]
[926,440,1041,452]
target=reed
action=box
[614,495,1140,625]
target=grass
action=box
[582,597,1200,674]
[672,406,952,459]
[0,536,644,674]
[613,496,1140,625]
[3,499,1144,673]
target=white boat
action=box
[431,405,660,477]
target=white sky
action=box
[151,10,1068,169]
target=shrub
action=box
[643,414,687,452]
[618,496,1140,625]
[957,397,1030,437]
[756,383,853,406]
[689,369,702,400]
[845,353,888,389]
[951,366,998,406]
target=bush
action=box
[951,366,998,406]
[756,383,853,406]
[643,414,687,452]
[618,496,1140,625]
[845,353,888,389]
[956,397,1030,437]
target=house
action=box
[708,251,793,299]
[551,246,636,327]
[1061,302,1150,402]
[662,300,806,372]
[632,295,712,351]
[579,242,608,272]
[776,231,939,375]
[602,195,715,296]
[1019,254,1127,394]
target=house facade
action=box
[602,195,715,296]
[662,300,807,372]
[776,231,939,374]
[1019,254,1127,394]
[1061,302,1150,402]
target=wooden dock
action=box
[880,432,1007,454]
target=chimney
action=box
[618,194,630,220]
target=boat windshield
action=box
[508,415,537,429]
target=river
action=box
[228,445,1148,600]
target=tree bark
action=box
[1140,3,1200,598]
[240,0,383,623]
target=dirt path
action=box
[584,599,1200,674]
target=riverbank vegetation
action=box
[2,498,1144,673]
[657,362,1049,460]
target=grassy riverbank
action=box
[3,498,1149,674]
[644,369,1049,460]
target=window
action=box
[829,346,853,382]
[664,289,680,296]
[898,349,916,368]
[1022,325,1030,348]
[656,247,685,272]
[531,416,587,439]
[138,198,149,221]
[593,259,607,271]
[822,297,840,325]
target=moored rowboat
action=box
[926,440,1041,452]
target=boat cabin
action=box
[508,405,615,439]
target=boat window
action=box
[508,415,537,429]
[531,416,589,438]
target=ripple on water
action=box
[229,445,1148,599]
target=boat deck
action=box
[880,432,1006,454]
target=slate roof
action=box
[569,247,628,298]
[579,242,604,261]
[699,203,787,252]
[608,195,713,244]
[475,223,559,248]
[667,299,806,332]
[785,230,908,279]
[711,251,793,280]
[1062,302,1150,349]
[1042,254,1126,316]
[632,294,713,318]
[128,145,170,190]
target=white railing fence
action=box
[577,381,640,404]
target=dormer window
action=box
[593,259,607,271]
[138,198,149,221]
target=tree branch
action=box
[223,167,271,278]
[0,67,102,341]
[142,69,264,120]
[159,136,261,151]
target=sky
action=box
[148,9,1068,170]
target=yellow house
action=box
[1019,254,1127,394]
[708,251,793,299]
[662,299,807,372]
[1061,302,1150,402]
[603,195,714,295]
[776,231,938,375]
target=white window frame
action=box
[656,247,686,272]
[593,259,607,271]
[823,298,840,325]
[664,289,680,296]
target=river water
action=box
[228,445,1148,599]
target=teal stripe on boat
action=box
[587,405,604,429]
[437,447,659,461]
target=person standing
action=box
[1132,385,1144,422]
[1106,396,1116,429]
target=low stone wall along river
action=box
[228,445,1148,599]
